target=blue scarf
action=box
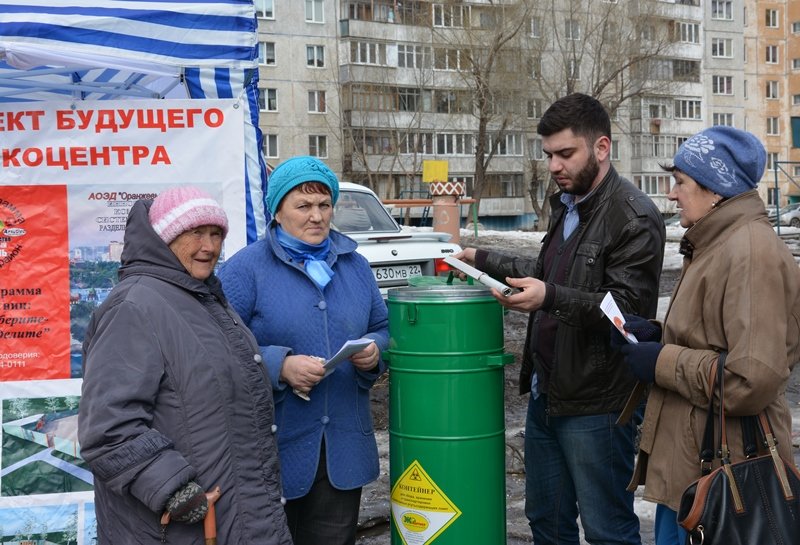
[275,226,335,290]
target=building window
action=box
[766,80,779,99]
[767,152,778,170]
[529,138,545,160]
[565,19,581,40]
[262,134,278,158]
[676,22,700,44]
[793,21,800,33]
[398,88,425,112]
[712,112,734,126]
[436,133,475,155]
[258,42,275,66]
[308,135,328,158]
[498,174,523,197]
[610,139,620,161]
[794,165,800,177]
[568,60,581,80]
[766,9,779,28]
[644,98,670,119]
[673,59,699,82]
[494,133,524,156]
[434,48,464,71]
[674,99,701,120]
[529,56,542,78]
[711,38,733,58]
[635,175,671,196]
[793,58,800,70]
[711,1,732,20]
[527,99,543,118]
[260,88,278,111]
[433,4,469,28]
[712,75,733,95]
[307,45,325,68]
[308,90,327,113]
[530,16,542,38]
[305,0,324,23]
[766,117,779,135]
[398,44,431,69]
[399,132,434,155]
[794,94,800,106]
[255,0,274,19]
[766,45,779,64]
[351,41,387,65]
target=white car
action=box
[333,182,461,294]
[773,203,800,228]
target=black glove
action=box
[610,314,661,348]
[619,342,663,384]
[166,481,208,524]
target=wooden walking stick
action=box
[203,486,222,545]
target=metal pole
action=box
[774,161,781,236]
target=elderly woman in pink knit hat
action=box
[78,186,292,545]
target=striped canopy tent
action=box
[0,0,268,241]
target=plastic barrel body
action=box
[387,285,509,545]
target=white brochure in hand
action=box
[323,338,374,377]
[600,292,639,344]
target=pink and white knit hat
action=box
[148,186,229,244]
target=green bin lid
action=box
[388,283,495,302]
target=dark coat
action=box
[78,200,291,545]
[478,167,666,415]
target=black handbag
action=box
[676,352,800,544]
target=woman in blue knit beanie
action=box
[611,126,800,545]
[219,156,389,545]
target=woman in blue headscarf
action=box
[218,156,389,545]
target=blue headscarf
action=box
[275,226,335,290]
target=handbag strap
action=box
[699,352,726,475]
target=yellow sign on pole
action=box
[422,160,448,183]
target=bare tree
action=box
[523,0,677,229]
[431,0,534,220]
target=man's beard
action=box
[558,152,600,196]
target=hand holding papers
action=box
[444,256,514,296]
[600,292,639,344]
[323,338,373,377]
[294,338,374,401]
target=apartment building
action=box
[750,0,800,207]
[256,0,800,226]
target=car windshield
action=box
[333,190,400,233]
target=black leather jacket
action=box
[477,167,665,416]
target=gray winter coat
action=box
[78,200,292,545]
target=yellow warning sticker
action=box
[391,460,462,545]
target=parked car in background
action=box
[782,203,800,228]
[333,182,461,295]
[771,203,800,227]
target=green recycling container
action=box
[386,284,512,545]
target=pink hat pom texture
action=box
[148,186,229,245]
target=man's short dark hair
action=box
[536,93,611,143]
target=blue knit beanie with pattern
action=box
[673,126,766,198]
[266,156,340,216]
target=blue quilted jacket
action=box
[218,223,389,499]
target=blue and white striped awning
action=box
[0,0,268,240]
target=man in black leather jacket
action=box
[455,93,665,545]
